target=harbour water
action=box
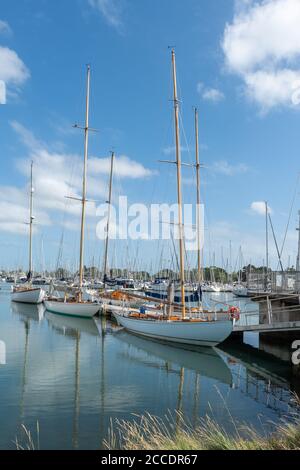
[0,284,299,450]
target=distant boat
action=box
[44,66,100,318]
[233,285,249,298]
[202,283,222,293]
[146,278,200,303]
[11,162,45,305]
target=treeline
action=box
[6,263,294,281]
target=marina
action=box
[1,0,300,455]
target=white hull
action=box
[11,287,45,304]
[203,285,221,293]
[44,300,99,318]
[113,313,233,347]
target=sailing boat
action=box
[44,65,100,318]
[112,50,235,347]
[11,162,45,304]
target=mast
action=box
[28,161,34,281]
[194,107,202,285]
[229,240,232,284]
[265,201,269,290]
[296,211,300,293]
[103,151,115,284]
[171,49,186,318]
[79,65,91,296]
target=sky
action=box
[1,0,300,274]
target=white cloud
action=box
[211,160,249,176]
[88,0,123,29]
[0,122,154,235]
[222,0,300,111]
[197,83,225,103]
[89,155,154,179]
[0,188,52,236]
[0,79,6,104]
[0,20,12,36]
[250,201,273,216]
[0,46,29,86]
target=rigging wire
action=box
[277,173,300,269]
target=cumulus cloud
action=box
[0,46,29,86]
[89,155,154,179]
[222,0,300,111]
[251,201,273,216]
[0,122,154,235]
[0,79,6,104]
[197,83,225,103]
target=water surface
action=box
[0,284,298,449]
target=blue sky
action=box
[1,0,300,273]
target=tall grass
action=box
[15,422,40,450]
[104,411,300,450]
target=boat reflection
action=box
[113,329,232,386]
[11,301,45,322]
[45,312,99,337]
[45,312,99,449]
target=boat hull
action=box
[44,300,100,318]
[113,313,233,347]
[233,287,249,297]
[11,287,45,304]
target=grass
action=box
[14,403,300,450]
[103,411,300,451]
[15,422,40,450]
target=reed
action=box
[15,422,40,450]
[103,411,300,451]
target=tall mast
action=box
[79,65,91,294]
[194,107,202,285]
[28,161,34,281]
[103,151,115,284]
[265,201,269,289]
[296,211,300,293]
[171,49,186,318]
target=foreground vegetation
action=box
[15,410,300,450]
[104,412,300,450]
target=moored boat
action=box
[11,286,45,304]
[233,285,249,297]
[43,66,100,318]
[44,300,100,319]
[11,162,45,305]
[146,278,200,303]
[111,50,236,348]
[112,311,233,347]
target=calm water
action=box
[0,284,299,450]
